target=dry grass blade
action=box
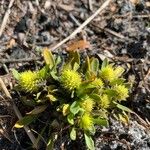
[0,0,15,37]
[0,78,39,149]
[0,123,13,143]
[51,0,112,51]
[0,57,40,64]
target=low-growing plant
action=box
[13,48,132,150]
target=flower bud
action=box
[19,71,40,93]
[60,69,82,91]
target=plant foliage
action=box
[13,48,132,150]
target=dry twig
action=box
[133,112,150,130]
[92,23,131,41]
[51,0,112,51]
[0,0,15,37]
[0,123,13,143]
[88,0,93,11]
[0,57,40,64]
[0,78,38,149]
[69,12,130,42]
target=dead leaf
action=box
[7,39,16,49]
[58,3,74,11]
[66,40,91,52]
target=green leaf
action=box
[101,58,108,69]
[70,101,80,115]
[53,55,61,71]
[14,115,37,128]
[110,78,125,86]
[114,102,133,113]
[89,94,101,102]
[93,118,108,127]
[89,125,96,135]
[67,113,74,125]
[26,105,47,115]
[84,133,95,150]
[77,82,98,97]
[43,48,55,69]
[82,56,91,74]
[69,51,80,69]
[85,71,93,80]
[104,89,117,97]
[50,71,58,80]
[12,69,20,80]
[90,58,99,75]
[70,127,76,140]
[38,65,49,79]
[21,97,36,107]
[73,62,80,71]
[92,110,107,118]
[55,55,61,66]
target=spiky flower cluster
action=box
[99,94,110,109]
[90,78,103,88]
[99,66,115,82]
[60,69,82,91]
[79,96,94,112]
[99,65,125,83]
[18,71,40,93]
[113,85,129,101]
[79,113,93,131]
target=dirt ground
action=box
[0,0,150,150]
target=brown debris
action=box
[66,40,91,52]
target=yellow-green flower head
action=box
[19,71,40,93]
[60,69,82,91]
[100,66,115,82]
[80,96,94,112]
[79,113,93,131]
[91,78,103,88]
[99,94,110,109]
[114,85,129,101]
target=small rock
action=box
[44,0,51,9]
